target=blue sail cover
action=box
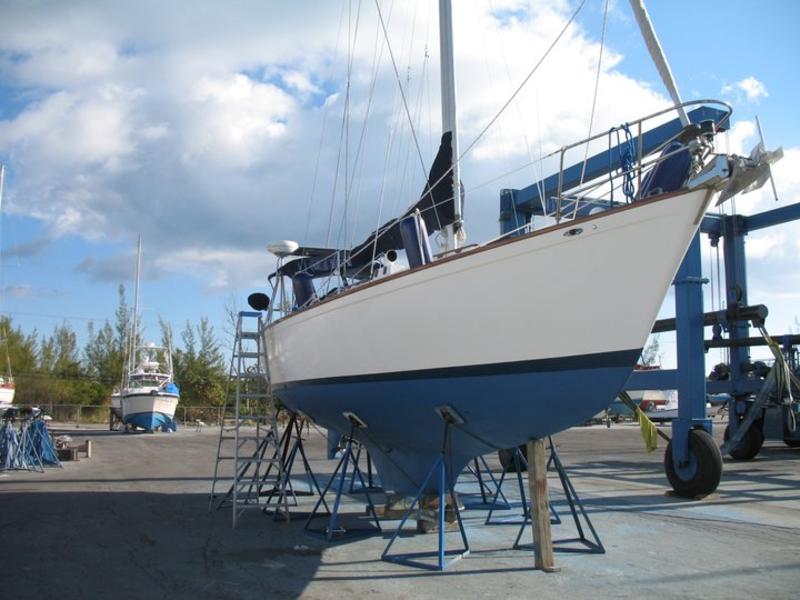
[276,131,461,280]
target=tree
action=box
[171,318,226,406]
[37,322,93,404]
[1,316,38,404]
[1,316,38,376]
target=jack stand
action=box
[463,455,508,510]
[513,437,604,554]
[304,417,382,542]
[348,444,382,494]
[263,414,325,519]
[485,447,559,526]
[381,406,470,571]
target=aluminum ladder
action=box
[208,311,289,527]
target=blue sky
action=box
[1,0,798,368]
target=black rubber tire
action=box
[783,409,800,447]
[498,444,528,472]
[724,421,764,460]
[664,429,722,498]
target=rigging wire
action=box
[370,2,435,275]
[374,0,430,197]
[393,0,429,220]
[303,1,348,244]
[283,0,589,282]
[326,0,362,249]
[342,0,363,251]
[487,0,547,223]
[333,0,388,251]
[457,0,588,168]
[578,0,609,187]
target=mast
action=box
[628,0,689,127]
[0,164,9,381]
[439,0,461,251]
[127,236,142,381]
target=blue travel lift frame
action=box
[500,105,800,496]
[627,202,800,469]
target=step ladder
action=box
[208,311,289,527]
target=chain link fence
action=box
[12,404,228,428]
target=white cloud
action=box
[282,71,320,95]
[154,246,277,291]
[182,73,295,168]
[721,76,768,102]
[0,0,788,298]
[746,231,786,260]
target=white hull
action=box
[0,386,14,408]
[263,188,715,493]
[110,392,122,418]
[266,189,711,384]
[121,393,178,420]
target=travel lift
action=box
[500,109,798,498]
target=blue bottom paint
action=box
[124,412,176,432]
[274,349,640,494]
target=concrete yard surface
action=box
[0,422,798,599]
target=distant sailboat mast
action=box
[126,236,142,385]
[0,163,14,391]
[438,0,462,251]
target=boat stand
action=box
[513,438,604,554]
[348,444,382,494]
[304,417,382,542]
[263,413,325,519]
[462,455,508,510]
[381,406,470,571]
[485,447,560,526]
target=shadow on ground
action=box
[0,490,323,600]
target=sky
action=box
[1,0,799,369]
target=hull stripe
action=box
[273,348,641,389]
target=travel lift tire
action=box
[723,420,765,460]
[784,411,800,447]
[664,429,722,498]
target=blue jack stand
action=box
[304,417,382,543]
[381,406,470,571]
[513,438,604,554]
[348,444,382,494]
[485,446,559,526]
[263,413,326,519]
[462,455,508,510]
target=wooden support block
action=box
[56,447,79,462]
[527,438,559,573]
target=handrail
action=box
[265,100,733,325]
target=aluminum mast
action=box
[126,236,142,385]
[439,0,461,250]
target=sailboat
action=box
[119,238,180,432]
[0,340,13,410]
[0,344,13,410]
[253,1,778,494]
[0,164,14,411]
